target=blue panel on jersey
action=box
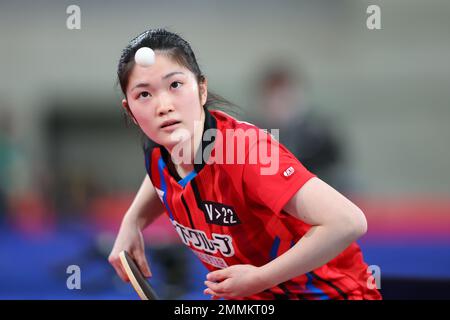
[269,236,281,260]
[145,150,151,173]
[290,239,296,248]
[178,170,197,188]
[289,239,330,299]
[158,157,174,221]
[305,272,330,300]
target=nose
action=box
[156,93,174,116]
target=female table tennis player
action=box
[108,28,381,300]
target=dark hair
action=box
[117,28,239,120]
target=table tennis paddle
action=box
[119,250,159,300]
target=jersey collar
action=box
[157,108,217,182]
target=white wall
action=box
[0,0,449,195]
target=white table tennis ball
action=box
[134,47,155,67]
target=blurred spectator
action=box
[0,107,53,233]
[0,109,16,221]
[250,62,349,191]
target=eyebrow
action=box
[131,71,185,91]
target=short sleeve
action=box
[243,135,316,216]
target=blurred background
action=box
[0,0,449,299]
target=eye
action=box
[170,81,182,89]
[139,91,151,99]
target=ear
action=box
[198,77,208,107]
[122,99,138,125]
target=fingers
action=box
[109,248,152,282]
[204,277,233,296]
[108,253,129,282]
[206,268,229,282]
[204,287,227,299]
[134,251,152,278]
[204,268,232,298]
[204,280,225,293]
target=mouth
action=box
[160,119,182,129]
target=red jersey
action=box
[144,109,381,300]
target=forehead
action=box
[127,54,192,88]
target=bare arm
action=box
[122,174,165,229]
[204,177,368,298]
[108,174,165,281]
[257,176,367,287]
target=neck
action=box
[166,111,205,178]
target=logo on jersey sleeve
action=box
[201,201,241,226]
[282,166,295,178]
